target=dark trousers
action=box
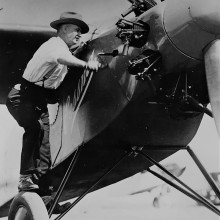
[6,86,52,183]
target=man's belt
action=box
[14,78,43,90]
[15,78,58,104]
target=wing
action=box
[0,24,54,103]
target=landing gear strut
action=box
[130,145,220,215]
[51,144,220,219]
[9,145,220,219]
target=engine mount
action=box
[157,71,211,119]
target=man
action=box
[6,12,99,193]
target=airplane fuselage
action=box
[48,0,211,201]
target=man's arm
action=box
[58,54,99,71]
[57,55,86,68]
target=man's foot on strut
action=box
[18,175,39,191]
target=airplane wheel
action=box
[8,191,49,220]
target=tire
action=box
[8,192,49,220]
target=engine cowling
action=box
[163,0,220,59]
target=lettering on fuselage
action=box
[72,68,91,111]
[63,51,96,133]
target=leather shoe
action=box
[18,176,39,191]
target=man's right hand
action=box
[86,60,100,71]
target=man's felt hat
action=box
[50,12,89,34]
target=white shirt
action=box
[23,37,73,89]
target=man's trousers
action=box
[6,86,51,183]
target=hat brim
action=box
[50,18,89,34]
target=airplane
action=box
[0,0,220,219]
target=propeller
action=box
[204,40,220,137]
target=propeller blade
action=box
[204,40,220,137]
